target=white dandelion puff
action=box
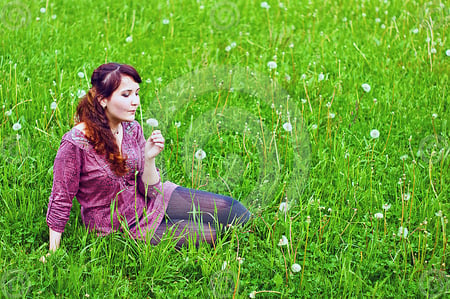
[282,122,292,132]
[267,61,277,69]
[370,129,380,139]
[446,49,450,56]
[77,89,86,98]
[279,202,289,213]
[12,122,21,131]
[398,226,408,239]
[374,213,384,219]
[50,101,57,110]
[195,149,206,160]
[40,7,46,13]
[162,19,170,25]
[174,121,181,128]
[249,291,256,298]
[318,73,325,82]
[278,235,288,246]
[5,110,12,116]
[77,72,85,79]
[382,204,391,211]
[361,83,371,92]
[225,46,232,52]
[125,36,133,43]
[291,263,301,272]
[221,261,227,270]
[261,2,270,9]
[146,118,159,127]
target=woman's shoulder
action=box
[60,123,91,150]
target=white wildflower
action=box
[162,19,169,25]
[249,291,256,298]
[5,110,12,116]
[402,193,410,201]
[411,28,419,34]
[174,121,181,128]
[125,36,133,43]
[446,49,450,56]
[77,72,85,79]
[225,46,231,52]
[40,7,46,13]
[435,210,443,217]
[400,155,408,161]
[432,113,438,119]
[50,101,57,110]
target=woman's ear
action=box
[99,96,107,109]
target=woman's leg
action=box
[165,186,251,227]
[151,186,251,246]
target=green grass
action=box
[0,0,449,298]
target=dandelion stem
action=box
[300,223,309,287]
[381,111,394,156]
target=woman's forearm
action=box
[49,228,62,252]
[141,157,160,187]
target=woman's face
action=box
[101,75,140,126]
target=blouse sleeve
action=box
[134,121,163,201]
[46,139,81,233]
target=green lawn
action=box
[0,0,448,298]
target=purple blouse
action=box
[46,120,178,239]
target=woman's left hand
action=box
[144,130,165,160]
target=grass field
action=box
[0,0,449,298]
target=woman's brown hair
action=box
[76,63,142,176]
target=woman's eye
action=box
[122,93,130,97]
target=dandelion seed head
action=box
[278,235,288,246]
[260,2,270,9]
[195,149,206,160]
[282,122,292,132]
[12,122,21,131]
[146,118,159,127]
[398,226,408,238]
[50,101,57,110]
[361,83,371,92]
[370,129,380,139]
[374,212,383,219]
[5,110,12,116]
[162,19,169,25]
[382,203,391,211]
[125,36,133,43]
[291,263,301,272]
[40,7,46,13]
[267,61,277,69]
[318,73,325,82]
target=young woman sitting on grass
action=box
[44,62,251,254]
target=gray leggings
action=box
[151,186,251,246]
